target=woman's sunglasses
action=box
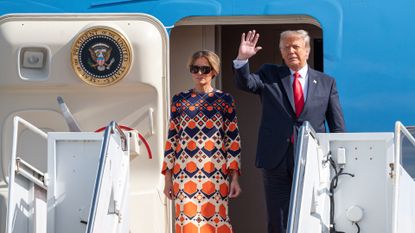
[190,65,212,74]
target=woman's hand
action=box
[229,170,242,198]
[163,170,174,200]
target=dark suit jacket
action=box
[235,63,345,169]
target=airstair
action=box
[5,117,136,233]
[288,121,415,233]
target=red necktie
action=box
[293,72,304,117]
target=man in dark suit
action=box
[233,30,345,233]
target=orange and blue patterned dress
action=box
[162,89,241,233]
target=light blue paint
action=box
[0,0,414,132]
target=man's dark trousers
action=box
[262,145,294,233]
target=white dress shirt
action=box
[290,65,308,101]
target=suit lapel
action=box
[301,68,318,116]
[281,74,296,113]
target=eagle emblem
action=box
[71,26,132,86]
[88,43,115,71]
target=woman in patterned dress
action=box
[162,50,242,233]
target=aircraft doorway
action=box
[170,21,322,233]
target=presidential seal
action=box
[71,26,132,86]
